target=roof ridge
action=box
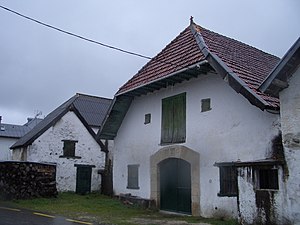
[192,23,279,60]
[75,92,112,101]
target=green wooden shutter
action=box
[161,97,174,143]
[173,93,186,143]
[161,93,186,144]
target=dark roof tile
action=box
[11,93,112,149]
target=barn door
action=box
[76,166,92,194]
[160,158,191,214]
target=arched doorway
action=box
[150,145,200,216]
[159,158,191,214]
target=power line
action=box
[0,5,152,60]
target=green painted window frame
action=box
[161,92,186,144]
[127,164,139,189]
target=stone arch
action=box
[150,145,200,216]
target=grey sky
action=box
[0,0,299,124]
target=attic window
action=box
[201,98,211,112]
[144,113,151,124]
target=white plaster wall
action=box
[238,166,289,224]
[279,66,300,224]
[113,73,279,218]
[25,111,105,192]
[0,137,17,160]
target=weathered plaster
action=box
[279,66,300,224]
[238,166,291,225]
[12,112,105,192]
[113,73,279,218]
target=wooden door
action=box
[76,166,92,195]
[160,158,191,214]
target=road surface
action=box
[0,206,94,225]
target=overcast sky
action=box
[0,0,299,125]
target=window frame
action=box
[127,164,140,190]
[218,165,238,197]
[60,140,81,159]
[256,168,279,190]
[144,113,151,124]
[201,98,212,112]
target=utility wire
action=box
[0,5,152,60]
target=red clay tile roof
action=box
[117,21,280,108]
[117,27,205,94]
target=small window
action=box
[201,98,211,112]
[218,166,237,197]
[258,169,279,190]
[144,113,151,124]
[61,140,78,158]
[127,164,139,189]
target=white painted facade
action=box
[12,111,105,192]
[279,66,300,224]
[237,164,288,224]
[113,73,279,218]
[0,137,16,160]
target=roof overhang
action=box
[259,37,300,97]
[116,60,211,97]
[98,61,212,140]
[214,159,284,167]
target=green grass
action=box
[2,192,238,225]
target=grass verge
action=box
[1,192,238,225]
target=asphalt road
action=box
[0,206,94,225]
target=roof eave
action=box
[259,37,300,96]
[97,95,133,140]
[99,61,212,140]
[10,107,71,149]
[116,60,209,97]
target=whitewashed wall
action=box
[14,111,105,192]
[113,73,279,218]
[0,137,17,160]
[237,166,289,224]
[279,66,300,224]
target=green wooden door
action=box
[76,166,92,195]
[160,158,191,214]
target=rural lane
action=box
[0,206,94,225]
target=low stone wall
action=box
[118,193,155,209]
[0,161,57,199]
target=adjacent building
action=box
[11,93,112,193]
[0,116,42,161]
